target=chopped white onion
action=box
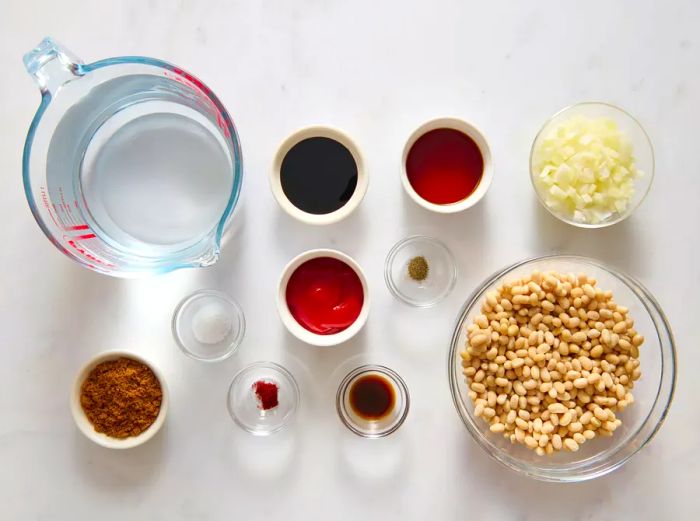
[533,116,642,224]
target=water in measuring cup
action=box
[45,74,234,260]
[80,100,233,253]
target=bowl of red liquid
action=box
[277,249,370,347]
[402,117,493,213]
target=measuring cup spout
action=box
[24,37,84,96]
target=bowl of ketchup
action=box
[277,249,369,346]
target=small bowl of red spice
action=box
[71,351,168,449]
[401,117,493,213]
[277,249,370,347]
[227,361,300,436]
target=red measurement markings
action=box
[65,236,114,268]
[58,187,80,226]
[40,187,61,229]
[39,187,111,267]
[165,69,231,138]
[41,187,91,232]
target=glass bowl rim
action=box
[447,254,677,481]
[227,361,301,436]
[529,101,655,229]
[171,289,246,362]
[384,235,458,307]
[336,364,411,438]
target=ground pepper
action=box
[408,255,429,282]
[80,357,162,438]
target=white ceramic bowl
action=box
[70,351,169,449]
[277,249,370,346]
[401,117,493,213]
[270,125,368,225]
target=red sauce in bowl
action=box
[285,257,364,335]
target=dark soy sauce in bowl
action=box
[280,137,358,215]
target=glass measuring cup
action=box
[22,37,243,276]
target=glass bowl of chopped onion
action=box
[530,102,654,228]
[448,255,676,482]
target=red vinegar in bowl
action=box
[405,127,484,205]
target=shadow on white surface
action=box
[220,197,247,250]
[72,421,166,490]
[400,184,487,228]
[228,427,300,482]
[531,197,652,276]
[384,304,452,360]
[281,327,370,389]
[400,187,490,268]
[336,426,409,487]
[449,423,654,514]
[272,200,371,257]
[280,349,321,412]
[218,200,247,262]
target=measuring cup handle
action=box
[23,37,84,96]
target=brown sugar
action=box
[80,357,162,438]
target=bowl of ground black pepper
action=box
[71,351,168,449]
[385,235,457,307]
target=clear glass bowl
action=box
[172,290,245,362]
[448,255,676,482]
[227,362,300,436]
[530,102,654,228]
[385,236,457,307]
[336,365,410,438]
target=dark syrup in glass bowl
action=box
[349,374,396,420]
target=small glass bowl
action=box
[227,361,300,436]
[530,102,655,228]
[385,236,457,307]
[336,365,410,438]
[172,290,246,362]
[448,255,676,482]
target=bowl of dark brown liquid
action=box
[336,365,410,438]
[270,126,368,225]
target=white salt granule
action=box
[192,303,232,344]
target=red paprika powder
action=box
[253,380,279,410]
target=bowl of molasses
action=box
[270,125,368,225]
[336,364,410,438]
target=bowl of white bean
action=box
[448,255,676,482]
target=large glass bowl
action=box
[448,255,676,482]
[530,102,654,228]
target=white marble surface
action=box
[1,1,699,519]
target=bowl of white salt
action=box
[172,289,246,362]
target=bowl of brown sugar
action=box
[71,351,168,449]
